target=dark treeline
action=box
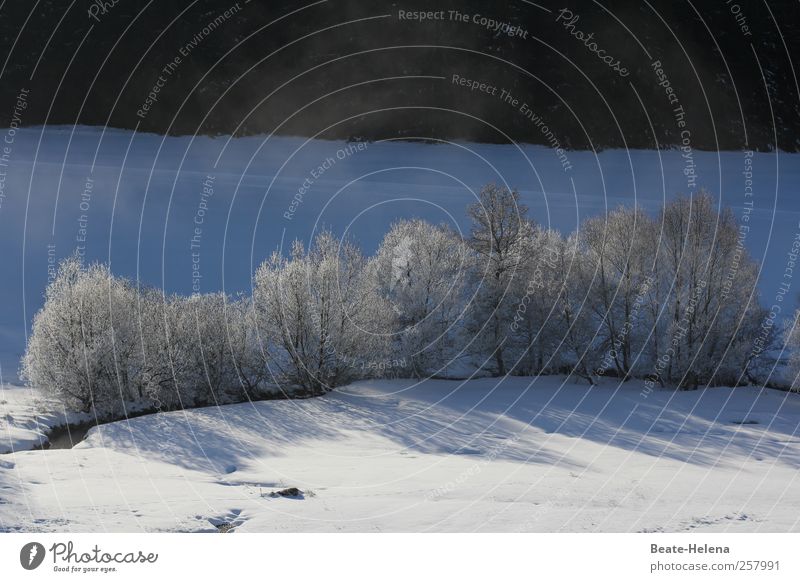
[22,186,786,419]
[1,1,798,151]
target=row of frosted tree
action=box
[22,185,787,418]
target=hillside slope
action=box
[2,377,799,532]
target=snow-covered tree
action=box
[22,190,771,417]
[22,255,140,415]
[508,226,564,375]
[373,219,470,377]
[254,231,390,395]
[549,234,604,384]
[225,295,270,394]
[581,207,658,379]
[135,289,197,409]
[464,184,534,376]
[654,192,763,388]
[179,292,255,404]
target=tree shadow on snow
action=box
[349,378,800,470]
[85,378,800,474]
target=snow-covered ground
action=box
[2,376,799,532]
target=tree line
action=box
[22,185,790,419]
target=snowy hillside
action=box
[2,377,799,532]
[1,127,799,377]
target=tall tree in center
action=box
[465,184,533,376]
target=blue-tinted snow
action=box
[0,126,797,377]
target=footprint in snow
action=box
[208,508,245,533]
